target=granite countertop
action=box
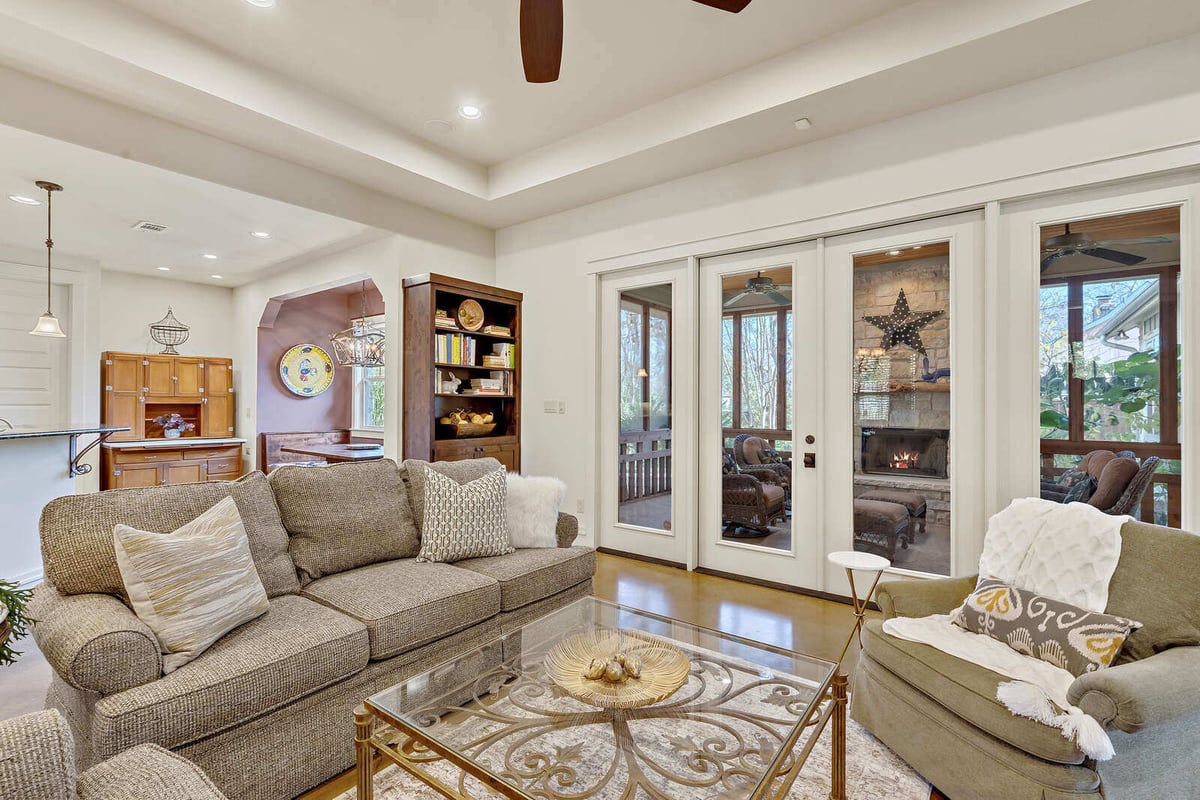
[102,437,247,449]
[0,425,129,441]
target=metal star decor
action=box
[863,288,944,356]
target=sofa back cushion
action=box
[401,457,503,534]
[269,458,418,584]
[1107,520,1200,662]
[41,471,299,601]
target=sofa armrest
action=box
[0,710,75,800]
[78,744,228,800]
[875,575,977,619]
[556,513,579,548]
[30,583,162,695]
[1068,646,1200,733]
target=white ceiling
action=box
[0,0,1197,241]
[0,124,372,286]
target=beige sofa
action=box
[31,458,594,800]
[851,519,1200,800]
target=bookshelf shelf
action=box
[404,274,522,471]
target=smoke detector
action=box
[132,220,169,233]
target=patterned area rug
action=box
[335,717,928,800]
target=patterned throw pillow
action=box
[722,453,739,475]
[417,466,513,563]
[760,448,784,464]
[113,497,270,673]
[1062,477,1096,504]
[1057,466,1088,487]
[951,578,1141,676]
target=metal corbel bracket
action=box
[69,430,119,478]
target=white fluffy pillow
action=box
[505,474,566,548]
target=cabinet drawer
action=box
[112,449,183,464]
[184,446,241,461]
[206,457,240,476]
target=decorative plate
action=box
[544,628,690,709]
[457,299,485,331]
[279,344,335,397]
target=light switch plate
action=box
[543,400,557,414]
[557,400,566,414]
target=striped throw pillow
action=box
[417,465,513,563]
[113,496,270,673]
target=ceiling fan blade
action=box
[1040,251,1069,272]
[1082,247,1147,266]
[766,290,791,305]
[692,0,754,12]
[520,0,563,83]
[1095,236,1174,246]
[723,290,752,307]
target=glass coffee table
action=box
[355,597,843,800]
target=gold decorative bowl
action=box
[544,629,690,709]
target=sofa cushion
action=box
[456,547,596,612]
[269,459,419,584]
[1107,520,1200,663]
[94,594,367,752]
[300,559,500,660]
[861,619,1086,765]
[41,471,299,601]
[402,457,503,535]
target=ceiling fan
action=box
[519,0,754,83]
[724,272,791,307]
[1040,223,1173,272]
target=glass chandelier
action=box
[330,280,385,367]
[29,181,66,338]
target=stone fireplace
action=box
[861,427,949,479]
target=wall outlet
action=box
[576,498,585,514]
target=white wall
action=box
[99,270,236,357]
[234,231,495,468]
[496,34,1200,553]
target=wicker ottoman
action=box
[853,499,910,560]
[858,489,928,536]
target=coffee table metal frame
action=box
[354,597,845,800]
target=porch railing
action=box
[618,428,672,503]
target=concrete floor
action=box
[619,493,793,551]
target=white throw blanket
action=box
[883,499,1129,761]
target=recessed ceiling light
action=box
[244,0,275,7]
[8,194,41,205]
[156,267,171,272]
[888,250,902,256]
[210,274,224,280]
[202,253,219,260]
[793,117,812,131]
[458,105,482,120]
[249,230,272,239]
[425,119,454,136]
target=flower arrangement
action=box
[153,412,195,438]
[0,579,33,666]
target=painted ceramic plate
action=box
[457,299,485,331]
[279,344,335,397]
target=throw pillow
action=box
[760,448,784,464]
[1062,476,1096,504]
[402,457,504,534]
[721,453,738,475]
[505,473,566,548]
[951,578,1142,676]
[417,465,513,563]
[1056,466,1088,488]
[269,459,419,584]
[113,497,270,673]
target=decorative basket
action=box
[438,422,497,438]
[544,628,690,709]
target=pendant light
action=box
[29,180,66,338]
[329,280,385,367]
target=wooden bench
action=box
[258,430,351,473]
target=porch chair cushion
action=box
[1089,457,1139,510]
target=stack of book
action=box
[482,324,510,336]
[462,377,505,396]
[481,342,516,369]
[435,333,477,365]
[434,309,457,329]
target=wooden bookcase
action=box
[403,274,522,471]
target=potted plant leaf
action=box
[0,579,33,666]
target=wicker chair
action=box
[1041,449,1160,518]
[722,472,787,534]
[732,434,791,503]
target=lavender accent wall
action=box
[256,283,384,433]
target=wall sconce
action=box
[636,367,649,378]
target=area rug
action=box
[336,716,928,799]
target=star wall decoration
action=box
[863,289,944,356]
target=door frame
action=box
[596,260,696,567]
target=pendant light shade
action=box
[330,280,385,367]
[29,180,66,338]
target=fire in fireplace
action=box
[861,428,949,478]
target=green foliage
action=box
[0,579,34,666]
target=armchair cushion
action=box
[875,575,977,619]
[78,743,228,800]
[1067,645,1200,733]
[30,583,162,695]
[1089,457,1139,510]
[0,709,76,800]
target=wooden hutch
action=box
[99,351,244,489]
[403,274,521,471]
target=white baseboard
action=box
[10,567,43,589]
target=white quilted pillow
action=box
[505,474,566,548]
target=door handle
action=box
[803,452,816,469]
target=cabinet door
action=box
[477,443,519,472]
[112,463,160,489]
[144,356,175,397]
[104,353,142,393]
[201,395,234,438]
[204,359,233,395]
[102,393,144,442]
[174,358,204,398]
[165,461,205,485]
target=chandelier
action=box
[29,180,66,338]
[330,281,385,368]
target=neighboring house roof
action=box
[1091,282,1159,339]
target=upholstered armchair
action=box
[0,709,228,800]
[732,434,792,502]
[721,471,786,534]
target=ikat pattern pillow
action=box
[951,578,1142,676]
[417,465,513,563]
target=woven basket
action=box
[438,422,497,439]
[544,628,690,709]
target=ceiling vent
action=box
[131,220,168,233]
